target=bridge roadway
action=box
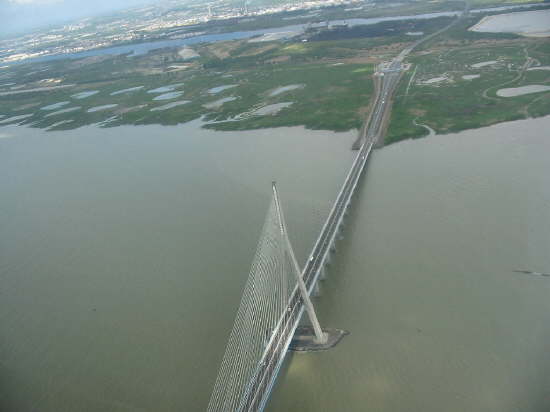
[234,61,404,412]
[232,6,473,409]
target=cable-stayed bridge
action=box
[206,5,472,407]
[207,59,403,412]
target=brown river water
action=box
[1,116,549,411]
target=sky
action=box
[0,0,159,36]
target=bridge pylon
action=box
[272,182,327,345]
[208,182,333,412]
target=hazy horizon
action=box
[0,0,162,37]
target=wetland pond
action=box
[40,101,70,111]
[471,60,498,68]
[150,100,191,111]
[496,84,550,97]
[147,84,185,94]
[469,9,550,37]
[208,84,238,94]
[203,96,237,109]
[87,104,118,112]
[253,102,293,115]
[110,86,145,96]
[152,91,184,101]
[268,84,304,97]
[0,114,33,124]
[71,90,99,99]
[1,115,550,412]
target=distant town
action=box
[0,0,362,64]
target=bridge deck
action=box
[221,8,472,409]
[237,65,403,411]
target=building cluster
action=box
[0,0,364,64]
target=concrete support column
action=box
[272,183,327,345]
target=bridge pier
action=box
[289,326,349,352]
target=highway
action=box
[210,6,472,410]
[235,58,405,412]
[300,0,471,290]
[229,5,476,409]
[302,60,403,289]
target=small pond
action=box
[208,84,238,94]
[150,100,191,111]
[71,91,99,99]
[111,86,144,96]
[40,101,70,111]
[496,84,550,97]
[87,104,119,113]
[203,97,237,109]
[153,91,184,101]
[147,83,185,94]
[253,102,293,116]
[268,84,304,97]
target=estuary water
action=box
[268,116,550,412]
[0,121,356,411]
[1,115,550,412]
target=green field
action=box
[2,4,549,141]
[387,14,550,143]
[2,18,426,133]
